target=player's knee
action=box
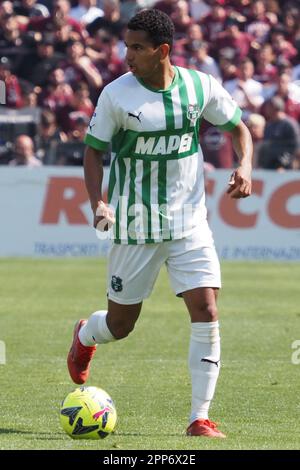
[193,302,218,322]
[203,303,218,322]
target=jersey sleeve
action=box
[202,75,242,131]
[84,87,120,151]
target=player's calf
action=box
[106,300,142,340]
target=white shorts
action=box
[107,223,221,305]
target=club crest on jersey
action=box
[111,275,123,292]
[187,104,201,126]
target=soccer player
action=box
[67,8,253,438]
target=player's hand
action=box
[94,201,115,231]
[227,167,252,199]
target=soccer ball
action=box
[60,386,117,439]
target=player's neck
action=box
[142,62,175,91]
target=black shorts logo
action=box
[111,275,123,292]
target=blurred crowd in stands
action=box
[0,0,300,170]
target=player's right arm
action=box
[84,146,115,231]
[84,145,104,214]
[84,86,120,230]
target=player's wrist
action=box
[239,160,252,172]
[91,199,103,215]
[94,201,115,231]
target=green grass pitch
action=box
[0,259,299,450]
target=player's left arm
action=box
[201,74,253,199]
[227,120,253,199]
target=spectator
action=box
[0,1,14,17]
[264,0,280,18]
[70,0,104,25]
[246,113,266,167]
[120,0,146,22]
[200,0,227,43]
[0,56,23,108]
[27,0,84,41]
[35,109,67,164]
[92,33,125,90]
[1,0,300,170]
[219,53,238,81]
[17,34,64,86]
[245,0,273,44]
[187,40,222,81]
[0,12,24,51]
[172,23,204,66]
[185,22,204,42]
[189,0,211,22]
[282,7,299,43]
[14,0,50,18]
[22,84,39,107]
[154,0,178,16]
[67,113,90,141]
[55,138,86,165]
[86,0,125,38]
[38,0,52,10]
[263,71,300,120]
[0,10,37,73]
[258,95,300,170]
[226,0,252,17]
[273,72,300,121]
[214,16,254,62]
[171,0,194,39]
[51,17,81,53]
[9,134,42,167]
[60,38,103,93]
[57,81,94,132]
[39,67,74,111]
[199,120,235,168]
[277,57,293,76]
[253,43,278,86]
[224,57,264,118]
[270,25,298,64]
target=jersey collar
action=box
[136,66,178,93]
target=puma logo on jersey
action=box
[201,358,220,367]
[128,111,142,123]
[135,133,193,156]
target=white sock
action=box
[188,321,221,423]
[79,310,116,346]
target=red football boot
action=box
[186,419,226,438]
[67,320,97,384]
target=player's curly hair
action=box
[127,9,175,51]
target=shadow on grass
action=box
[0,428,63,438]
[0,428,33,435]
[26,436,66,441]
[114,432,181,437]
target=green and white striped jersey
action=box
[85,66,241,244]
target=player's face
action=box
[125,30,163,79]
